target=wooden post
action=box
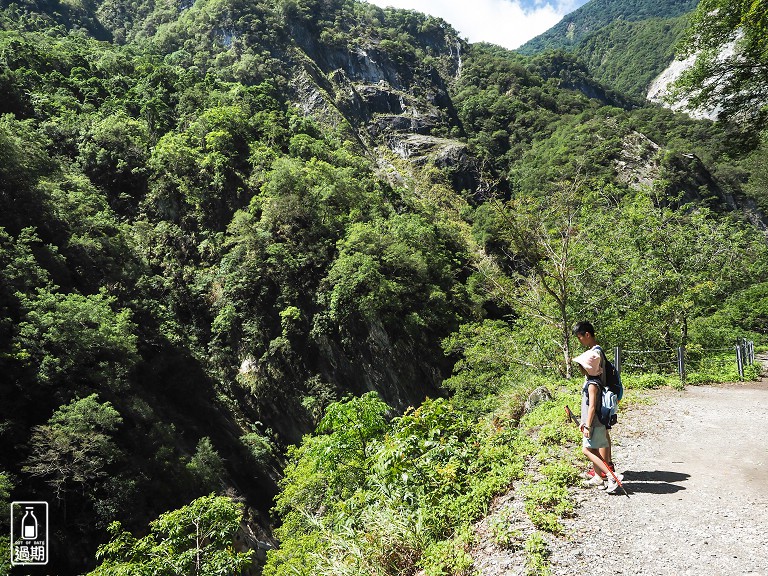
[677,346,685,385]
[736,344,744,380]
[614,346,621,375]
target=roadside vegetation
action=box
[259,344,762,576]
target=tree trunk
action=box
[562,314,572,379]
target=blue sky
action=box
[365,0,590,49]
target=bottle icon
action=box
[21,507,38,540]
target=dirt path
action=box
[473,368,768,575]
[546,380,768,575]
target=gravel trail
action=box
[473,366,768,575]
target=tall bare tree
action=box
[480,178,588,378]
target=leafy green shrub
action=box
[745,363,762,380]
[377,399,524,533]
[241,429,276,466]
[488,508,524,550]
[522,480,572,534]
[265,393,391,576]
[686,361,760,385]
[186,437,225,491]
[539,461,580,488]
[23,394,123,499]
[320,212,466,337]
[265,394,525,576]
[441,320,519,402]
[313,505,428,576]
[89,495,252,575]
[685,350,760,385]
[524,532,551,576]
[421,526,475,576]
[623,373,674,390]
[536,422,571,446]
[15,288,138,392]
[518,393,577,429]
[517,393,581,448]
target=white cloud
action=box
[365,0,584,50]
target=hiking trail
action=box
[472,356,768,575]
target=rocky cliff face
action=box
[646,54,721,121]
[614,130,768,228]
[256,18,480,440]
[283,15,479,193]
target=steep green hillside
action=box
[574,15,691,99]
[0,0,766,574]
[517,0,698,100]
[517,0,698,54]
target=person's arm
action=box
[581,383,598,438]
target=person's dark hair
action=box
[572,321,595,337]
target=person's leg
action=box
[582,446,611,476]
[599,429,612,468]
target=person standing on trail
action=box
[572,321,622,494]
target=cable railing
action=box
[609,338,756,383]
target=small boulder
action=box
[524,386,553,414]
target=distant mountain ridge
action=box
[515,0,699,100]
[517,0,698,54]
[516,0,590,14]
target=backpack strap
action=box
[583,376,601,405]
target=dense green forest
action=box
[1,0,767,574]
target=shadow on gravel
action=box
[620,470,690,494]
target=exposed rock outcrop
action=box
[614,130,663,190]
[282,18,476,189]
[388,134,480,192]
[646,54,720,120]
[615,130,737,210]
[524,386,553,414]
[646,39,740,120]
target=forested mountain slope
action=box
[518,0,698,100]
[0,0,766,574]
[573,15,691,99]
[518,0,698,54]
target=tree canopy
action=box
[674,0,768,127]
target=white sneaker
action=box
[605,478,620,494]
[583,474,605,488]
